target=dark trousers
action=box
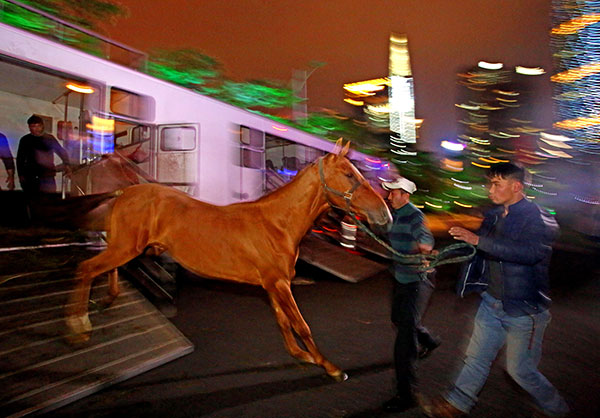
[22,176,56,194]
[391,280,420,398]
[416,271,439,349]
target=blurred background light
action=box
[441,140,466,151]
[478,61,504,70]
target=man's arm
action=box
[49,135,70,165]
[5,168,15,190]
[451,213,549,265]
[413,212,435,251]
[1,135,15,187]
[16,136,27,184]
[48,135,71,176]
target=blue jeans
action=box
[445,292,569,417]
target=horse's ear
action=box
[332,138,343,154]
[339,140,350,158]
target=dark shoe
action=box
[422,397,466,418]
[532,408,568,418]
[418,339,441,359]
[382,395,417,412]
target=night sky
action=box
[107,0,554,151]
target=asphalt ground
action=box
[9,240,591,418]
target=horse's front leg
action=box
[269,280,347,381]
[65,247,136,343]
[268,293,316,365]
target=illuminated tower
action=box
[551,0,600,149]
[388,33,418,159]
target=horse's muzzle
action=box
[366,206,392,236]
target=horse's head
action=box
[319,140,392,230]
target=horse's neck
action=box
[261,164,328,240]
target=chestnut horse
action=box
[65,140,392,380]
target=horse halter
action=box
[318,157,362,214]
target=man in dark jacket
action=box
[17,115,69,194]
[424,162,569,418]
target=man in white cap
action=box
[380,176,439,412]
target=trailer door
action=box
[155,124,199,193]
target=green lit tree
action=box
[5,0,126,32]
[147,48,224,95]
[0,0,127,56]
[218,79,299,109]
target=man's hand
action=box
[57,164,72,176]
[6,176,14,190]
[449,226,479,245]
[422,249,438,272]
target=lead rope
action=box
[348,212,476,271]
[317,158,476,271]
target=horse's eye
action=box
[345,172,353,178]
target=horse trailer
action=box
[0,3,390,205]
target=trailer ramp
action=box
[298,234,389,283]
[0,254,193,417]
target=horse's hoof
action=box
[330,371,349,382]
[65,331,91,345]
[97,296,117,311]
[66,313,92,334]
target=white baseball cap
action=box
[381,177,417,194]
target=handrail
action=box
[0,0,147,71]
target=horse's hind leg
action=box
[268,281,346,380]
[99,268,120,309]
[65,247,138,343]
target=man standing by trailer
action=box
[17,115,70,194]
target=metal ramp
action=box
[0,248,193,417]
[298,234,389,283]
[120,253,179,318]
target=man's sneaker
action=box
[382,395,417,413]
[422,397,466,418]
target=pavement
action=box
[25,241,598,418]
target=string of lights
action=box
[551,0,600,149]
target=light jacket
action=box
[457,198,559,316]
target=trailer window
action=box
[241,149,263,169]
[110,87,154,120]
[238,126,264,169]
[161,126,196,151]
[131,125,151,143]
[240,126,264,148]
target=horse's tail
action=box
[70,189,124,231]
[77,189,123,211]
[25,190,124,230]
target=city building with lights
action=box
[343,33,422,164]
